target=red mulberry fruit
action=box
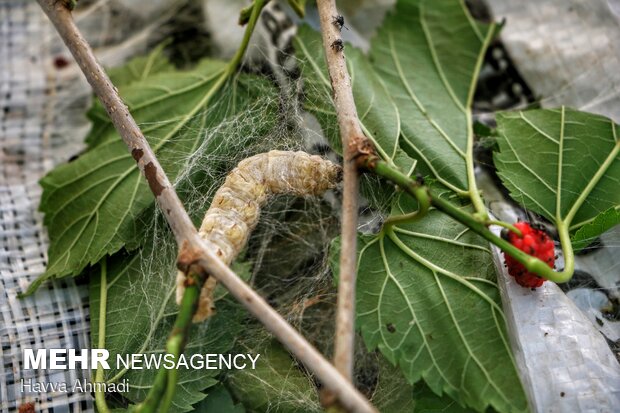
[503,222,555,288]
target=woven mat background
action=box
[1,2,91,411]
[0,1,176,410]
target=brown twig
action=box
[36,1,376,412]
[316,1,376,407]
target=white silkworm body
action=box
[176,150,341,321]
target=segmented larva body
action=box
[176,150,341,322]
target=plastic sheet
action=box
[485,0,620,121]
[492,237,620,412]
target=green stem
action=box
[556,220,575,279]
[564,135,620,225]
[187,0,266,116]
[287,0,306,18]
[186,0,269,131]
[486,220,522,237]
[226,0,268,77]
[466,160,486,221]
[464,23,496,220]
[238,3,254,25]
[367,159,574,283]
[95,259,112,413]
[384,209,426,227]
[159,279,202,411]
[373,160,431,226]
[136,368,168,413]
[135,271,206,413]
[161,344,180,412]
[431,195,573,283]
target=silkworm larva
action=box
[176,150,341,322]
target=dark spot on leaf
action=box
[144,162,165,196]
[131,148,144,162]
[386,323,396,333]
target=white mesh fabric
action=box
[0,1,180,410]
[0,2,92,410]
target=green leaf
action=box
[412,382,477,413]
[287,0,306,18]
[31,65,277,292]
[473,121,497,139]
[214,259,253,301]
[372,0,494,194]
[495,107,620,233]
[296,0,495,193]
[372,351,478,412]
[85,59,225,148]
[226,340,320,413]
[194,383,246,413]
[571,207,620,252]
[107,43,174,88]
[86,45,175,147]
[90,244,245,412]
[372,356,415,412]
[346,193,528,413]
[295,25,402,164]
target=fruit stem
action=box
[555,220,575,282]
[430,196,573,283]
[486,220,522,237]
[367,158,574,283]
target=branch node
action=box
[183,264,209,288]
[351,139,378,169]
[319,388,339,409]
[176,240,202,274]
[59,0,78,11]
